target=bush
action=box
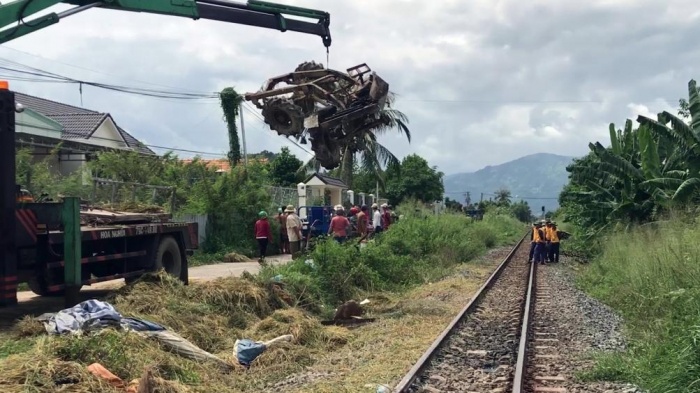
[578,218,700,392]
[259,209,524,307]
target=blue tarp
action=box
[44,299,165,335]
[234,339,267,367]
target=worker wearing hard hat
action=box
[533,222,547,264]
[548,222,561,263]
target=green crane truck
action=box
[0,0,332,307]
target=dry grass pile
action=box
[106,272,277,354]
[96,201,166,214]
[0,344,120,393]
[0,270,352,392]
[246,309,348,348]
[14,315,46,337]
[222,252,252,263]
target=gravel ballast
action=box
[532,258,644,392]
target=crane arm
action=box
[0,0,331,47]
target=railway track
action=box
[393,234,572,393]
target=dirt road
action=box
[1,255,292,328]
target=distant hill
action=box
[443,153,576,212]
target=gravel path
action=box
[526,258,644,393]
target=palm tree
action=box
[298,93,411,190]
[494,188,512,206]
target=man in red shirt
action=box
[356,205,369,243]
[328,207,351,243]
[254,211,272,263]
[381,204,392,230]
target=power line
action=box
[444,191,560,200]
[0,58,220,100]
[21,130,228,157]
[0,45,214,95]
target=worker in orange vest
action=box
[533,222,547,264]
[549,222,561,263]
[528,222,538,263]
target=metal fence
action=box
[173,213,208,244]
[90,177,176,212]
[266,185,298,209]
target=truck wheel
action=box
[27,276,80,297]
[155,236,182,278]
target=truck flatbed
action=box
[80,208,172,225]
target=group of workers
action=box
[253,203,397,262]
[328,202,395,243]
[254,205,304,263]
[529,219,562,264]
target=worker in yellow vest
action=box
[528,222,538,263]
[544,219,553,262]
[549,222,561,263]
[533,222,547,264]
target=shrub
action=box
[578,219,700,392]
[259,209,524,308]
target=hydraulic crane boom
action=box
[0,0,331,47]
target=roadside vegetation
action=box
[577,219,700,392]
[0,207,523,392]
[558,79,700,392]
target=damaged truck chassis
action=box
[244,62,391,169]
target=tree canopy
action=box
[269,147,303,187]
[385,154,444,205]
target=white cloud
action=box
[1,0,698,174]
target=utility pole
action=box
[239,102,248,167]
[376,181,379,204]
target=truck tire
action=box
[154,236,182,278]
[27,276,81,297]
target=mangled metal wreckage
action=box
[244,62,391,169]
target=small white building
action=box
[303,173,348,207]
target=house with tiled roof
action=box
[14,92,154,176]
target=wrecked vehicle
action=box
[244,62,391,169]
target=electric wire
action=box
[0,45,215,94]
[0,58,220,100]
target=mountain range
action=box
[443,153,576,212]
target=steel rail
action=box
[393,231,530,393]
[512,251,537,392]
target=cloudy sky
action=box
[2,0,698,174]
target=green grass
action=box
[578,219,700,392]
[257,211,524,307]
[0,335,35,359]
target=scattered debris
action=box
[333,300,364,320]
[222,252,252,263]
[324,299,376,327]
[143,330,232,372]
[36,299,233,371]
[234,334,294,367]
[245,62,391,169]
[87,363,139,393]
